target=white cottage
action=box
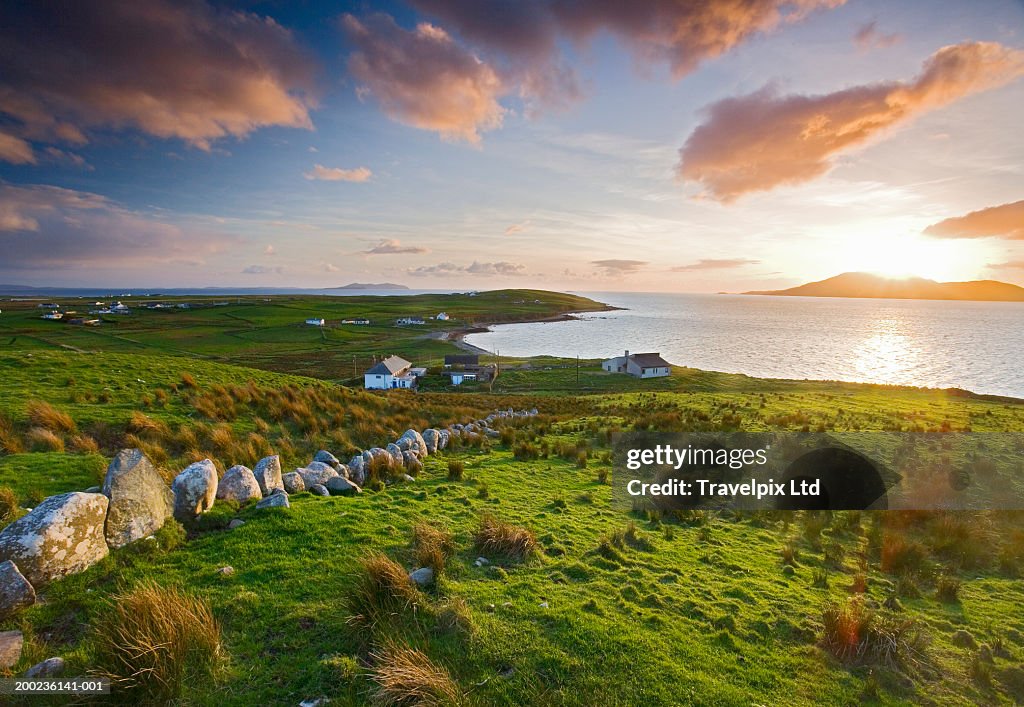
[364,355,423,389]
[602,350,671,378]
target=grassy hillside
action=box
[1,293,1024,705]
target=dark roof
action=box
[630,353,671,369]
[444,354,479,365]
[365,355,412,375]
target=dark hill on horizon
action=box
[744,272,1024,302]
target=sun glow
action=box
[835,232,982,282]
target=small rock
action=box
[282,471,305,495]
[299,698,329,707]
[312,450,340,468]
[256,493,290,510]
[409,567,434,587]
[84,485,101,493]
[227,519,245,530]
[25,656,64,678]
[0,630,23,669]
[399,474,415,483]
[216,465,262,504]
[308,484,329,497]
[486,603,496,612]
[539,601,549,608]
[326,476,361,496]
[216,566,234,576]
[0,560,36,620]
[474,557,489,567]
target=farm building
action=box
[436,312,450,321]
[602,350,671,378]
[364,355,425,390]
[305,318,325,326]
[396,316,425,325]
[444,354,479,368]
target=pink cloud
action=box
[925,200,1024,240]
[303,164,373,182]
[678,42,1024,202]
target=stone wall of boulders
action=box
[0,407,538,671]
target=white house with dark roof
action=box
[364,355,424,389]
[602,350,671,378]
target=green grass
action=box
[2,291,1024,704]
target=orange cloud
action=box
[303,164,372,182]
[672,258,760,271]
[0,184,235,269]
[0,132,35,165]
[343,13,505,144]
[925,200,1024,240]
[677,42,1024,202]
[0,1,317,152]
[591,259,647,274]
[364,239,430,254]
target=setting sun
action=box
[836,232,983,282]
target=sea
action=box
[464,292,1024,399]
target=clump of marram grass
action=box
[369,642,462,707]
[935,574,961,603]
[26,399,76,433]
[880,534,929,576]
[446,460,464,481]
[474,513,537,562]
[346,552,421,630]
[93,581,222,702]
[25,426,64,452]
[0,413,23,454]
[412,522,455,575]
[0,486,19,523]
[820,596,927,668]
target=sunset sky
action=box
[1,0,1023,291]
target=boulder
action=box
[385,443,404,468]
[0,560,35,619]
[227,519,245,530]
[312,450,341,469]
[326,476,361,495]
[529,408,538,416]
[348,456,366,486]
[485,429,499,438]
[216,465,262,504]
[399,474,416,483]
[102,448,174,549]
[299,462,338,489]
[422,429,440,454]
[398,429,428,457]
[0,630,22,669]
[256,493,290,510]
[336,464,351,480]
[253,455,284,495]
[0,493,109,588]
[437,429,449,450]
[402,451,423,474]
[172,460,217,520]
[308,484,329,497]
[25,656,64,678]
[409,567,434,587]
[282,471,305,495]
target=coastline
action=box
[438,306,619,355]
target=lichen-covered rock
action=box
[0,630,22,669]
[312,450,340,469]
[172,460,217,520]
[409,567,434,587]
[326,476,361,495]
[216,465,262,504]
[437,429,449,450]
[299,462,338,489]
[347,456,366,486]
[385,443,404,468]
[25,657,65,678]
[282,471,305,495]
[0,560,35,619]
[398,429,428,457]
[256,493,290,509]
[422,429,440,454]
[308,484,329,497]
[253,455,284,495]
[402,451,423,474]
[102,448,174,549]
[335,464,350,480]
[0,493,109,587]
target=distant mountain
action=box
[326,282,409,290]
[745,272,1024,302]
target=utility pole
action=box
[576,353,580,387]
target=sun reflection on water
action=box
[852,318,922,383]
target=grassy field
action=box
[1,290,1024,705]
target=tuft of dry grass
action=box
[26,399,76,433]
[474,513,537,562]
[0,486,19,524]
[68,434,100,454]
[346,552,421,630]
[412,522,455,575]
[93,581,222,702]
[446,460,464,481]
[127,411,169,439]
[25,426,64,452]
[369,642,462,707]
[0,413,23,454]
[821,596,927,668]
[880,534,929,576]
